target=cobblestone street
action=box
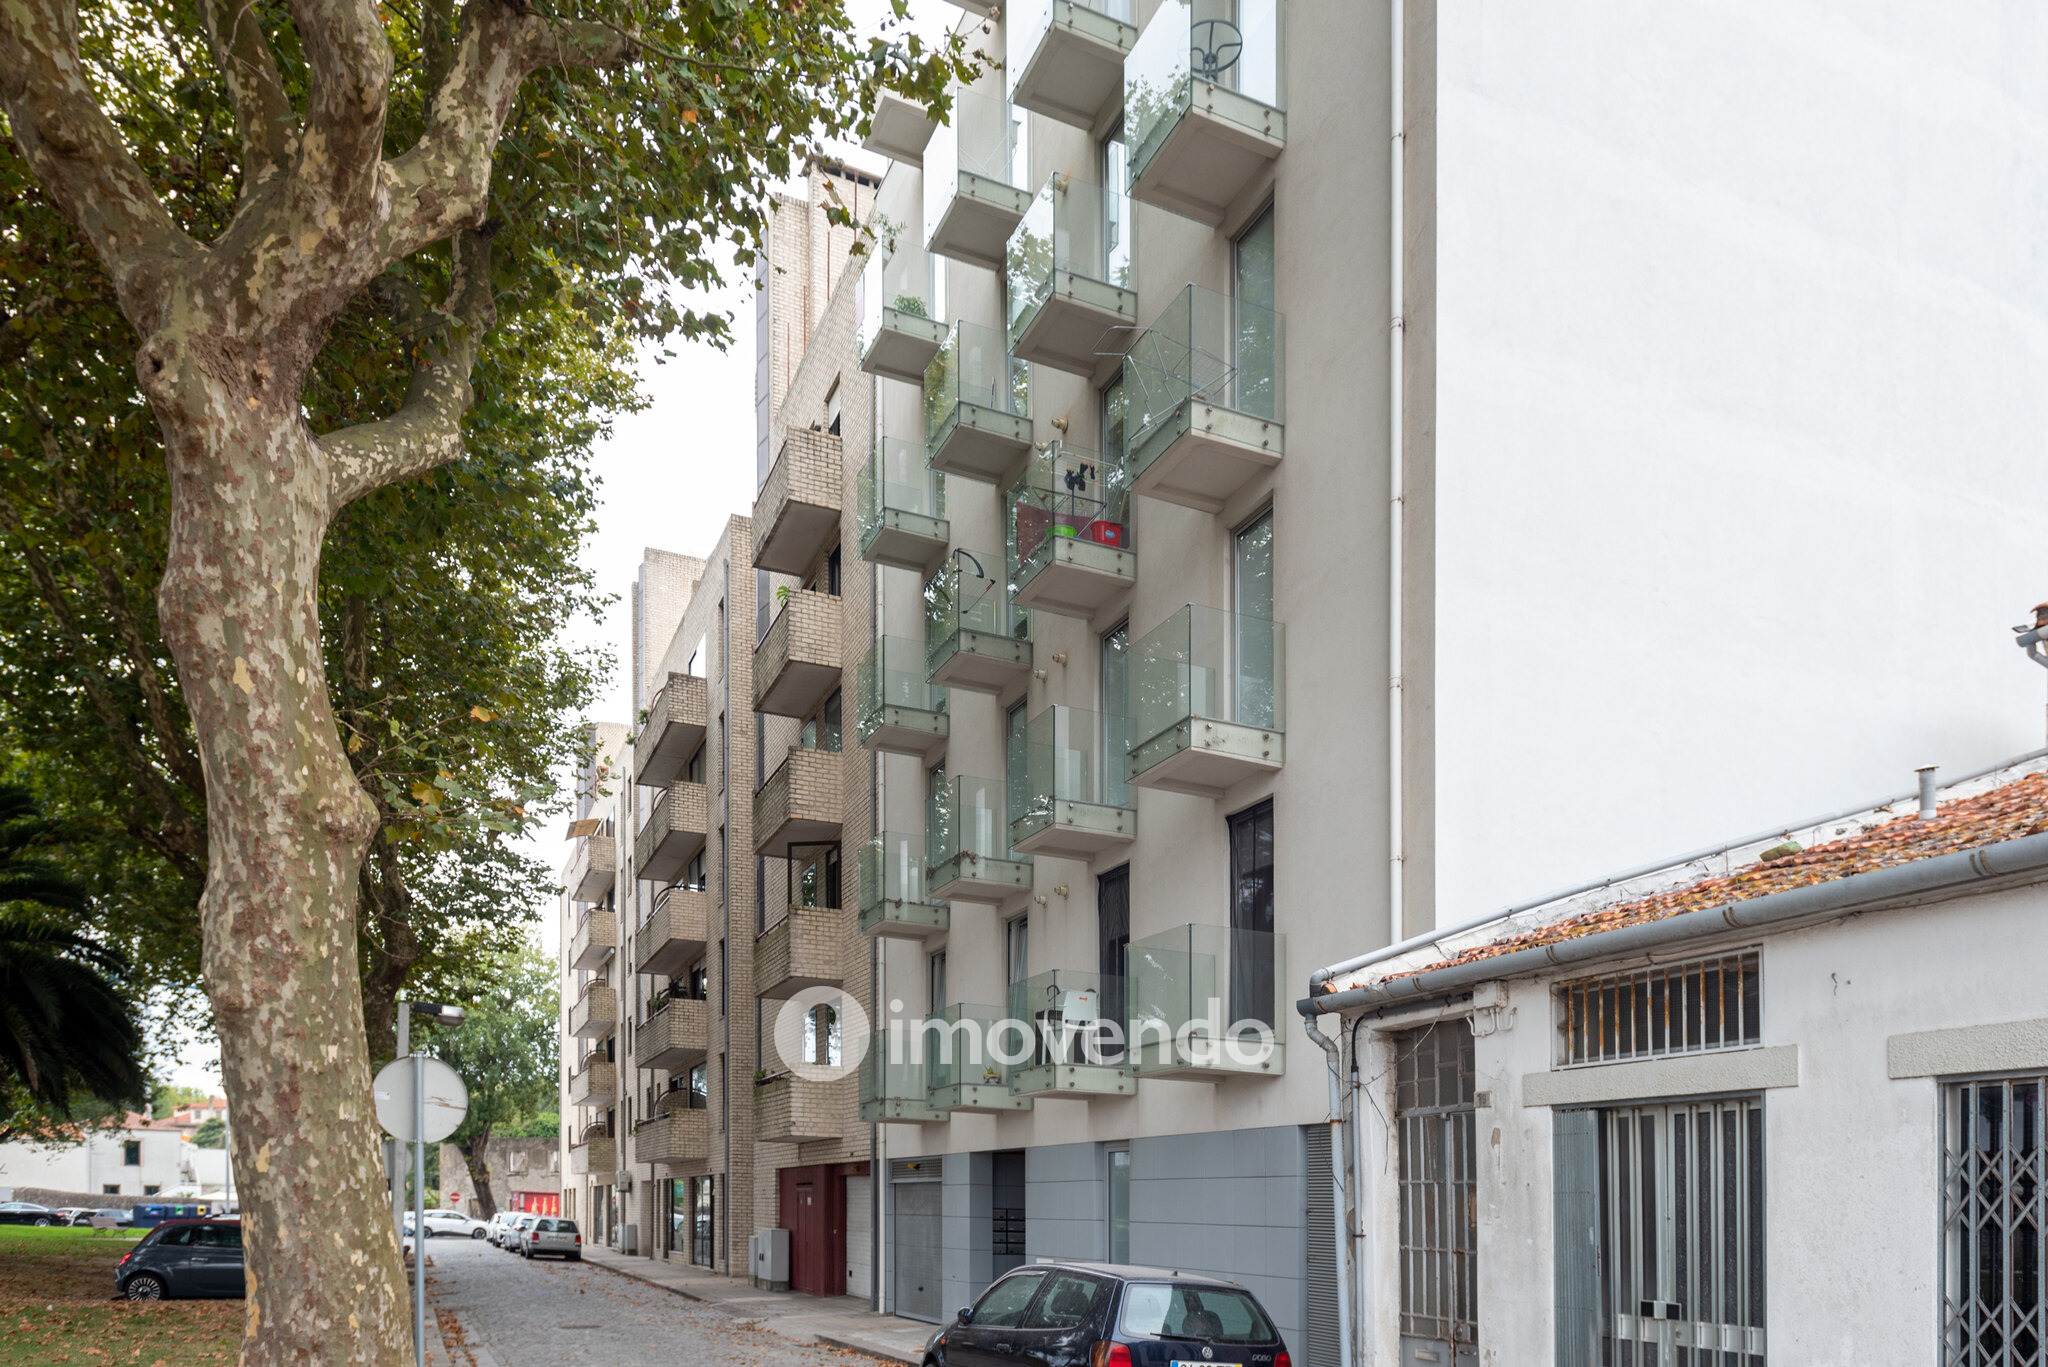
[426,1239,911,1367]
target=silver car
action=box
[518,1216,582,1261]
[503,1213,538,1251]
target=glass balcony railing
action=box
[1122,283,1285,509]
[859,1029,945,1122]
[1009,705,1136,856]
[1007,0,1138,130]
[1004,176,1137,374]
[924,319,1032,482]
[1007,441,1134,616]
[855,635,949,758]
[924,549,1031,691]
[1128,604,1285,793]
[1126,0,1285,219]
[858,831,950,939]
[858,238,947,384]
[926,772,1031,900]
[1004,968,1135,1095]
[924,88,1033,267]
[856,438,949,572]
[1126,923,1284,1078]
[923,1004,1033,1110]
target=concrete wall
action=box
[1366,876,2048,1367]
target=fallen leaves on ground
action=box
[0,1300,239,1366]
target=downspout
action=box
[1387,0,1408,949]
[721,556,733,1274]
[1304,1011,1356,1367]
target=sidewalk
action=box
[580,1244,934,1365]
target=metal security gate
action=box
[1943,1075,2047,1366]
[1600,1100,1765,1365]
[891,1159,943,1323]
[1396,1021,1478,1367]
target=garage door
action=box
[891,1166,943,1324]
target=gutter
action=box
[1300,828,2048,1020]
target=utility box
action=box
[750,1228,790,1290]
[621,1223,638,1256]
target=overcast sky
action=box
[167,0,964,1095]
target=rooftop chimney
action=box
[1916,765,1939,821]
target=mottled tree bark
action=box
[0,0,632,1358]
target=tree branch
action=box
[0,0,196,334]
[286,0,393,210]
[379,0,636,263]
[322,227,497,509]
[197,0,298,185]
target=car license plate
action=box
[1171,1361,1241,1366]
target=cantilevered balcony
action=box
[927,774,1032,902]
[1004,969,1136,1098]
[924,551,1031,693]
[860,1034,947,1124]
[567,1056,614,1108]
[925,1005,1033,1113]
[756,1074,839,1144]
[753,430,843,576]
[634,672,708,788]
[752,589,843,719]
[863,88,937,165]
[636,780,709,883]
[1124,0,1286,225]
[568,981,616,1039]
[568,1124,615,1175]
[754,905,848,1001]
[636,885,710,979]
[857,439,950,575]
[923,89,1032,268]
[1127,923,1285,1080]
[1127,604,1284,797]
[858,832,950,941]
[1123,283,1284,512]
[634,992,710,1072]
[1007,442,1135,619]
[1005,177,1137,377]
[753,746,842,859]
[1009,706,1136,858]
[569,908,616,971]
[859,243,947,386]
[635,1093,710,1167]
[1007,0,1138,130]
[857,636,948,761]
[924,321,1033,484]
[566,833,616,902]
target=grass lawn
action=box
[0,1227,240,1365]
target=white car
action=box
[485,1212,520,1247]
[405,1208,486,1239]
[503,1213,539,1251]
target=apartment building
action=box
[843,0,2048,1358]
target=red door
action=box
[778,1164,844,1296]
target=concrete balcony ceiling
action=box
[634,672,708,788]
[752,590,843,718]
[569,908,617,971]
[567,834,616,902]
[752,748,842,859]
[1128,400,1283,514]
[862,89,936,166]
[1126,85,1286,227]
[860,307,950,387]
[927,173,1033,270]
[636,887,710,979]
[568,983,616,1039]
[636,781,709,883]
[1008,2,1139,131]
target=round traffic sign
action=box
[372,1056,468,1143]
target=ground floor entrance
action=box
[778,1163,848,1297]
[890,1158,943,1323]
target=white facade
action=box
[0,1125,195,1199]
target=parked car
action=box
[921,1263,1292,1367]
[404,1208,486,1239]
[68,1207,131,1228]
[0,1202,58,1227]
[114,1219,245,1300]
[503,1213,538,1250]
[484,1211,515,1247]
[518,1217,582,1261]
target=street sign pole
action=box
[372,1003,466,1367]
[412,1050,425,1367]
[392,998,409,1242]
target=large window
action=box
[1945,1074,2047,1365]
[1396,1021,1478,1363]
[1101,622,1130,808]
[1006,915,1029,991]
[1233,204,1279,417]
[1555,1099,1766,1365]
[1097,864,1130,1062]
[1234,508,1278,728]
[1561,952,1761,1068]
[1227,799,1274,1029]
[690,1176,716,1267]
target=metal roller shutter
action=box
[1304,1125,1341,1367]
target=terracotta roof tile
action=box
[1389,770,2048,982]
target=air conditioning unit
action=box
[615,1171,634,1192]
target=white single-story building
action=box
[1303,753,2048,1367]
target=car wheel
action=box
[124,1273,166,1301]
[32,1218,51,1227]
[470,1227,486,1239]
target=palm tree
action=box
[0,786,146,1112]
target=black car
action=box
[0,1201,59,1227]
[115,1218,245,1300]
[922,1262,1291,1367]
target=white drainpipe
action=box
[1387,0,1408,951]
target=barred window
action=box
[1395,1020,1478,1357]
[1560,951,1761,1067]
[1944,1075,2046,1365]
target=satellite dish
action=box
[372,1057,468,1143]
